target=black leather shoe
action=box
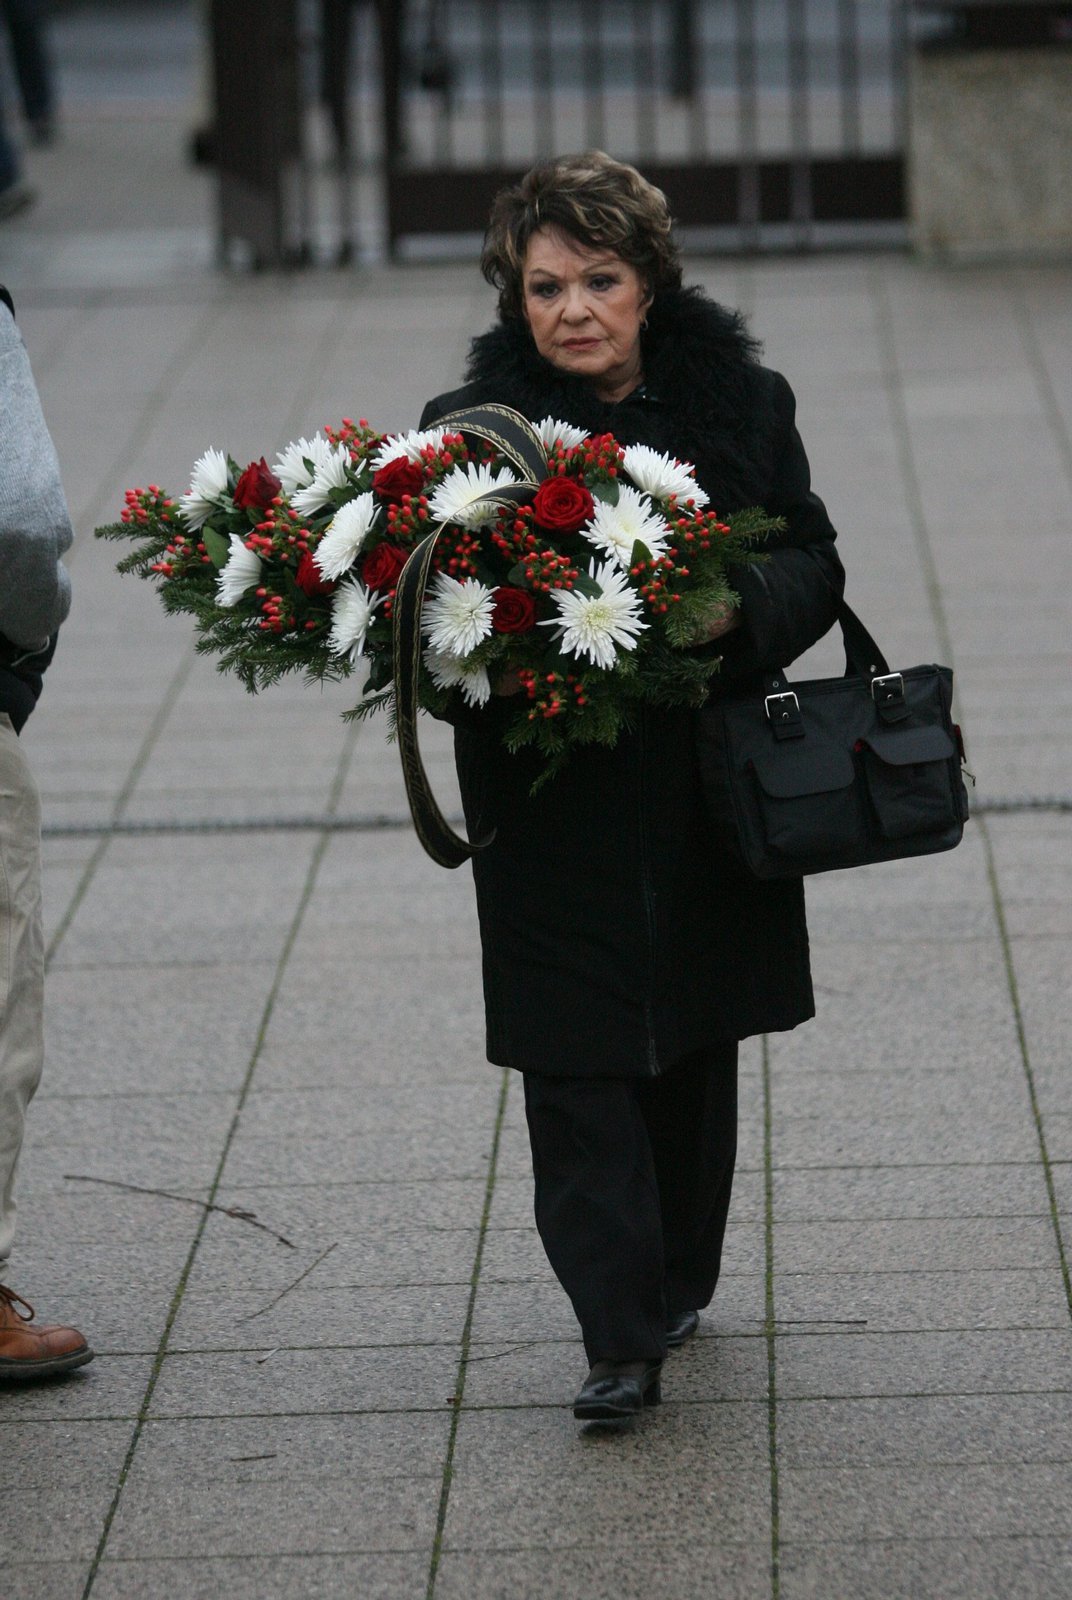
[666,1309,699,1348]
[572,1359,662,1420]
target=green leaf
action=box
[630,539,653,567]
[589,478,620,506]
[202,527,231,569]
[507,561,530,586]
[570,571,601,598]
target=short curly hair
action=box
[481,151,682,323]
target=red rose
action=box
[362,542,409,592]
[234,457,282,510]
[532,477,594,535]
[491,585,537,635]
[295,551,336,597]
[373,457,424,501]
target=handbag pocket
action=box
[857,725,958,841]
[749,742,859,860]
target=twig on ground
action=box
[239,1241,339,1322]
[462,1343,539,1363]
[63,1174,294,1247]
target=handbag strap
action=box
[832,595,891,681]
[761,552,908,739]
[786,543,889,680]
[392,405,547,868]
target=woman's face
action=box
[521,228,652,401]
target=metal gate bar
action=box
[382,0,909,255]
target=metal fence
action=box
[346,0,910,255]
[215,1,911,263]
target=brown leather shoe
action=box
[0,1284,93,1382]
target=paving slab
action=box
[10,1183,212,1251]
[106,1413,451,1559]
[39,961,273,1097]
[768,944,1021,1080]
[167,1281,472,1354]
[208,1177,489,1234]
[1006,939,1072,1113]
[183,1223,478,1297]
[249,960,489,1090]
[770,1112,1041,1170]
[18,1091,239,1194]
[773,1215,1059,1275]
[91,1553,433,1600]
[778,1462,1072,1542]
[147,1344,461,1418]
[46,836,320,971]
[779,1537,1072,1600]
[770,1162,1052,1222]
[441,1407,772,1550]
[0,1421,132,1560]
[768,1072,1034,1135]
[216,1117,500,1190]
[0,1356,151,1422]
[4,1564,93,1600]
[774,1326,1072,1399]
[771,1267,1071,1333]
[776,1390,1072,1468]
[434,1543,773,1600]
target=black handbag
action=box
[697,595,970,880]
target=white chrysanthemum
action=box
[424,647,492,709]
[327,576,379,663]
[582,484,671,568]
[290,442,352,517]
[622,444,709,508]
[215,535,263,607]
[427,462,520,529]
[314,493,381,582]
[179,447,230,530]
[369,427,447,473]
[540,559,648,671]
[422,573,496,657]
[535,416,587,452]
[272,433,335,494]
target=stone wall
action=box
[910,48,1072,258]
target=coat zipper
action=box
[636,710,660,1074]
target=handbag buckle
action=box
[871,671,909,723]
[764,690,804,739]
[765,690,799,720]
[871,672,904,706]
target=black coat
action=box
[420,286,844,1078]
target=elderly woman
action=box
[419,152,843,1422]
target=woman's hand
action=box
[690,602,741,645]
[492,666,524,696]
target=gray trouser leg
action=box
[0,714,45,1277]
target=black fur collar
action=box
[463,286,771,505]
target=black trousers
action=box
[1,0,53,125]
[522,1043,738,1365]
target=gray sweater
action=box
[0,295,73,727]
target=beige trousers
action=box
[0,713,45,1277]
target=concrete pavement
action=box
[1,36,1072,1600]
